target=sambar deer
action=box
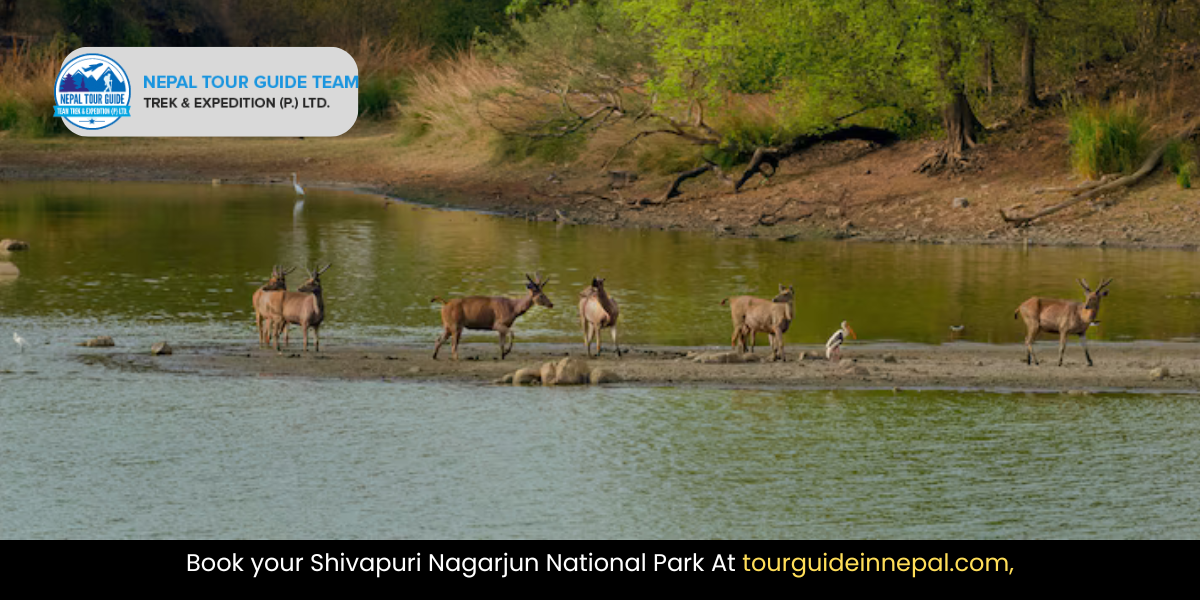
[252,265,293,347]
[579,277,621,357]
[432,272,553,360]
[721,284,795,361]
[1015,278,1111,366]
[266,264,331,352]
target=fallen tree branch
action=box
[1031,174,1118,194]
[733,126,900,192]
[1001,117,1200,227]
[661,163,715,203]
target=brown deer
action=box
[721,284,795,361]
[1015,278,1112,366]
[266,264,331,352]
[252,265,293,347]
[579,277,621,358]
[432,272,553,360]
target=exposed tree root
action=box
[1000,117,1200,227]
[1031,174,1118,194]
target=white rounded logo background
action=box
[55,53,131,130]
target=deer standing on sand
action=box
[1015,278,1112,366]
[721,284,796,361]
[579,277,621,357]
[253,265,293,347]
[432,272,553,361]
[265,264,331,352]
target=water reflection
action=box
[1,180,1199,345]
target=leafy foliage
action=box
[1067,101,1149,179]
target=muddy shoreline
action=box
[88,341,1200,393]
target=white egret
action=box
[13,332,27,353]
[291,172,305,195]
[825,321,857,361]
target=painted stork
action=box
[825,321,857,360]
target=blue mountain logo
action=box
[59,62,128,93]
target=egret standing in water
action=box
[13,332,27,353]
[825,321,857,361]
[292,172,305,216]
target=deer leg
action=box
[1057,331,1068,366]
[506,330,515,356]
[451,327,462,361]
[314,325,320,352]
[433,328,449,359]
[1024,328,1039,365]
[774,327,785,362]
[302,324,310,352]
[497,329,507,359]
[497,326,513,359]
[582,319,591,356]
[612,326,621,358]
[749,330,756,353]
[731,327,741,351]
[596,325,603,356]
[1080,334,1093,367]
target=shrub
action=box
[1164,139,1197,189]
[1067,102,1148,179]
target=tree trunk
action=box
[1020,22,1040,109]
[918,91,980,174]
[983,43,996,98]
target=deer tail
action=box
[720,298,729,306]
[1013,307,1020,319]
[431,296,447,305]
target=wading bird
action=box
[13,332,26,353]
[825,321,857,361]
[291,172,305,195]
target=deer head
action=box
[298,263,331,293]
[1078,277,1112,321]
[525,272,553,308]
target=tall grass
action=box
[0,40,70,137]
[349,36,431,120]
[400,52,520,156]
[1164,139,1197,188]
[1067,101,1149,179]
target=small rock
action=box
[589,368,622,385]
[554,356,591,385]
[512,368,541,385]
[0,239,29,251]
[408,366,421,374]
[1096,239,1107,247]
[150,341,172,356]
[882,354,898,363]
[79,336,115,348]
[495,373,514,385]
[715,224,733,235]
[540,362,558,386]
[1150,367,1169,380]
[952,197,970,208]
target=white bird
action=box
[291,172,305,195]
[13,332,27,353]
[825,321,857,361]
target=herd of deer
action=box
[251,266,1113,367]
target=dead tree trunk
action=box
[917,91,981,174]
[1019,22,1040,109]
[730,125,899,192]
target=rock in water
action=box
[554,357,591,385]
[1150,367,1169,380]
[151,341,172,355]
[512,368,542,385]
[79,336,115,348]
[0,239,29,251]
[540,362,558,386]
[589,369,622,385]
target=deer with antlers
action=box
[252,265,293,347]
[1015,278,1112,367]
[721,284,796,361]
[432,272,553,360]
[265,264,331,352]
[579,277,621,358]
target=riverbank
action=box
[90,341,1200,393]
[2,113,1198,250]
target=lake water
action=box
[2,180,1200,539]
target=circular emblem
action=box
[54,53,131,130]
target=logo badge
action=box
[54,53,131,130]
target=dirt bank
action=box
[92,341,1200,393]
[2,111,1199,249]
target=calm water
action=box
[2,180,1200,539]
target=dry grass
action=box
[0,42,68,136]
